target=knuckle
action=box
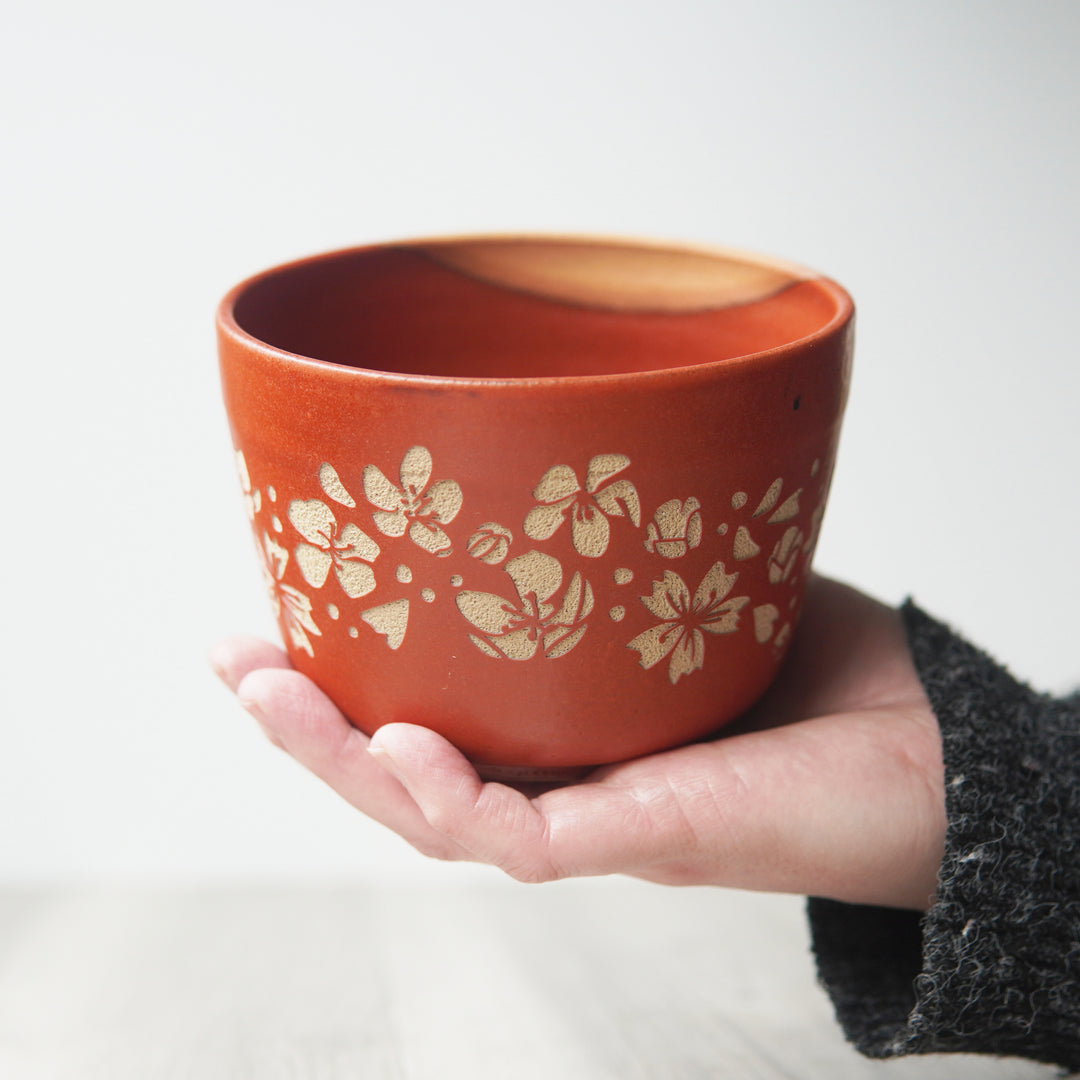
[411,837,463,862]
[501,857,560,885]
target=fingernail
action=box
[238,696,264,722]
[369,744,404,783]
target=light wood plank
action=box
[0,882,1059,1079]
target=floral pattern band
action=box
[237,445,823,686]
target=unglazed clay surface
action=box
[219,235,854,772]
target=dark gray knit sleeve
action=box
[807,601,1080,1071]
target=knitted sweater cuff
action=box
[807,602,1080,1070]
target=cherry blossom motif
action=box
[466,522,513,565]
[627,562,749,684]
[767,526,804,585]
[259,532,320,657]
[644,497,702,558]
[235,450,261,520]
[288,499,380,598]
[523,454,641,558]
[752,477,801,523]
[362,446,463,556]
[456,550,593,660]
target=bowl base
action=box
[473,762,592,785]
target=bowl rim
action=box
[216,232,855,389]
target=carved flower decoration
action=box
[259,532,320,657]
[467,522,513,565]
[523,454,641,558]
[363,445,463,556]
[236,450,261,520]
[287,499,380,598]
[456,550,594,660]
[628,562,749,684]
[767,526,804,585]
[644,497,702,558]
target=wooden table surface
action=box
[0,878,1055,1079]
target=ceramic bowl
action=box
[217,235,853,780]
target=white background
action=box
[3,0,1077,883]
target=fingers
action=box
[208,635,292,693]
[227,661,474,863]
[369,725,559,881]
[368,704,945,908]
[733,576,929,734]
[368,724,714,884]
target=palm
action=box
[211,576,944,911]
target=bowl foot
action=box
[473,762,592,785]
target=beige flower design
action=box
[466,522,513,565]
[288,499,380,598]
[363,446,463,556]
[644,497,702,558]
[523,453,641,558]
[767,526,804,585]
[628,562,749,684]
[235,450,261,520]
[456,550,594,660]
[259,532,320,657]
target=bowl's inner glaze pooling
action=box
[232,239,843,379]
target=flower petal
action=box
[338,522,381,562]
[655,540,687,559]
[488,627,539,661]
[362,465,403,512]
[467,523,512,565]
[335,560,377,599]
[627,622,682,671]
[372,509,409,537]
[753,477,783,518]
[285,621,314,657]
[262,532,289,581]
[409,519,452,555]
[768,488,802,524]
[399,445,433,495]
[280,584,321,637]
[456,590,518,635]
[549,571,594,626]
[543,625,587,659]
[593,478,641,526]
[532,464,580,504]
[584,453,630,493]
[700,594,749,635]
[506,550,563,604]
[468,633,504,659]
[361,598,409,650]
[668,628,705,684]
[425,478,463,524]
[294,543,333,588]
[570,504,610,558]
[640,571,690,622]
[523,501,570,541]
[288,499,336,547]
[686,509,702,550]
[692,560,739,615]
[319,462,355,507]
[261,565,281,616]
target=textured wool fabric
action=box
[808,602,1080,1071]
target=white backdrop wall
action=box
[3,0,1077,881]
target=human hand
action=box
[210,576,945,910]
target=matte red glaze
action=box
[218,235,853,779]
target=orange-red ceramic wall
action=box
[219,241,853,777]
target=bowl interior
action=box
[230,237,844,380]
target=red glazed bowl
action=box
[218,235,853,780]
